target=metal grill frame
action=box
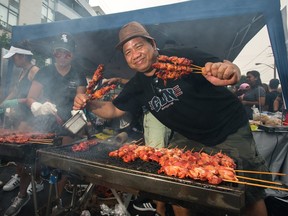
[37,143,245,215]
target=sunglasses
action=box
[151,77,163,96]
[53,50,72,59]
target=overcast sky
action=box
[89,0,287,84]
[89,0,188,14]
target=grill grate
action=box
[0,137,62,164]
[42,141,242,192]
[38,141,246,215]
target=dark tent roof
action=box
[9,0,288,106]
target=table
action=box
[253,131,288,185]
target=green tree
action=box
[0,32,11,66]
[0,31,11,50]
[33,52,47,68]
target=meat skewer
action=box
[86,64,104,95]
[153,55,203,84]
[157,55,203,70]
[108,144,286,190]
[85,64,116,100]
[109,144,238,184]
[72,139,98,152]
[90,84,116,100]
[152,63,194,72]
[0,132,56,144]
[157,55,192,65]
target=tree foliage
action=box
[0,32,11,50]
[0,31,11,68]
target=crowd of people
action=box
[0,21,286,216]
[233,73,283,119]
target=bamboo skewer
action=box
[224,179,288,192]
[190,63,203,70]
[236,175,282,186]
[29,139,54,142]
[29,141,54,145]
[235,170,287,176]
[153,142,165,148]
[132,138,144,145]
[190,63,203,74]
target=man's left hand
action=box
[202,60,240,86]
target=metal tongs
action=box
[62,80,102,135]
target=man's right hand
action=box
[31,101,57,116]
[73,94,90,110]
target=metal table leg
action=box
[27,165,39,216]
[45,169,62,216]
[111,188,131,216]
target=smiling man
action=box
[74,21,270,216]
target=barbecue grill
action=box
[0,136,62,164]
[37,140,245,215]
[0,133,62,216]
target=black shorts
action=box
[170,123,270,206]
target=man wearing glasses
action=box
[27,32,87,135]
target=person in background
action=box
[28,32,87,210]
[0,41,39,130]
[236,82,250,98]
[265,78,280,112]
[74,21,270,216]
[273,88,288,125]
[3,33,87,216]
[27,32,87,139]
[261,83,269,111]
[273,88,283,112]
[239,70,266,119]
[262,83,269,95]
[0,42,43,210]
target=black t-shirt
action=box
[34,64,87,121]
[266,90,278,112]
[243,86,266,119]
[12,67,35,124]
[113,49,248,146]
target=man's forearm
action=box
[87,100,124,119]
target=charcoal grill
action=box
[0,134,62,216]
[37,141,245,215]
[0,136,62,164]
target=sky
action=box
[89,0,287,84]
[90,0,189,14]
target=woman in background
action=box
[0,41,39,130]
[238,70,266,119]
